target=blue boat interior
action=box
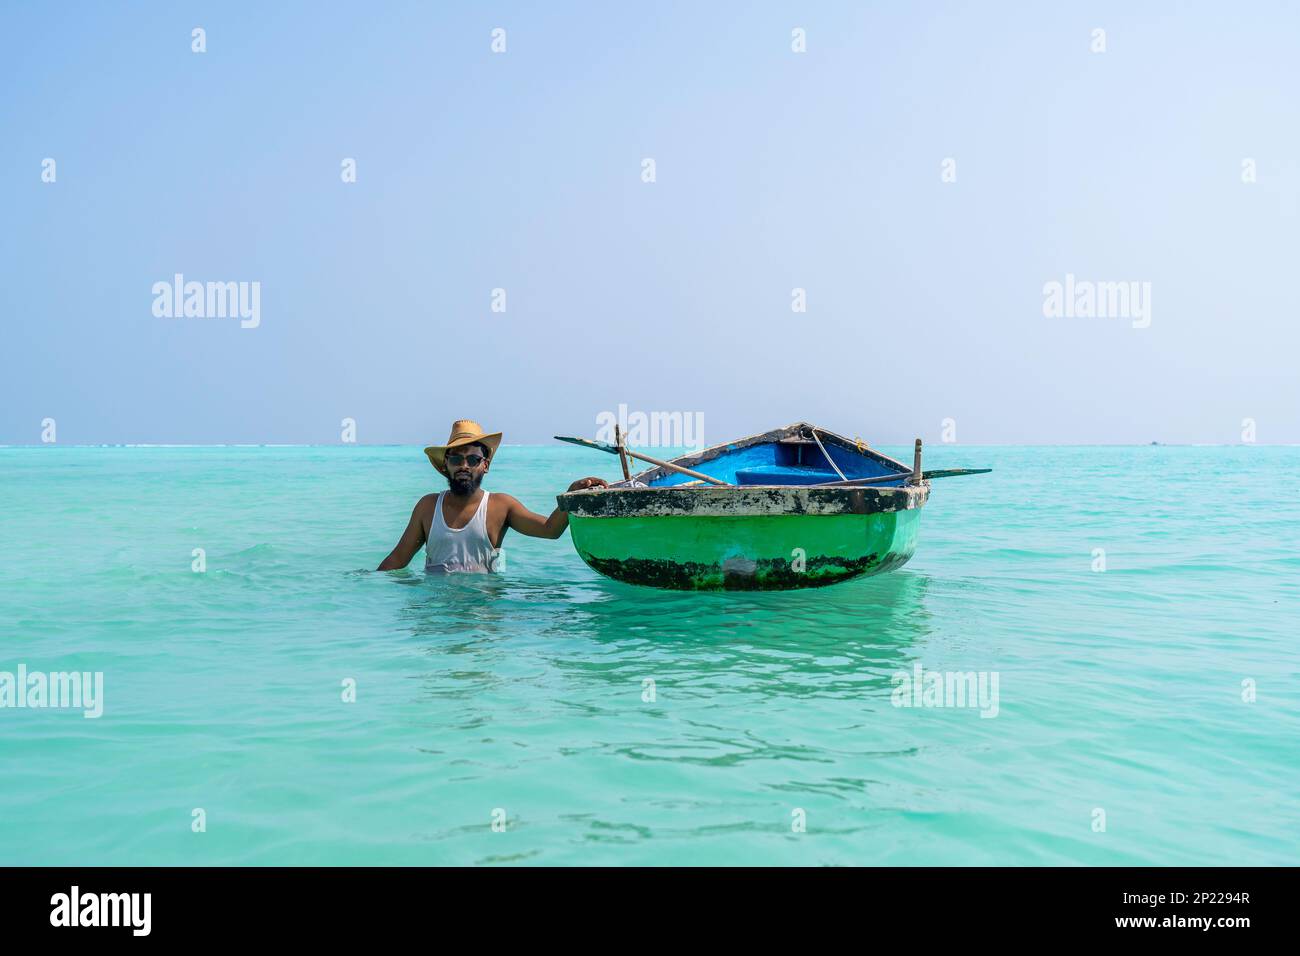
[647,437,908,487]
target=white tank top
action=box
[425,491,501,573]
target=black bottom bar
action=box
[0,866,1281,941]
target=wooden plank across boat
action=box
[556,422,933,591]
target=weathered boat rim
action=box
[558,481,930,518]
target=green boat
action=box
[555,422,981,591]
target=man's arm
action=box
[376,496,433,570]
[503,478,607,540]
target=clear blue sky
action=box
[3,1,1296,445]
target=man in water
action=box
[377,420,608,572]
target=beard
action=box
[447,470,483,496]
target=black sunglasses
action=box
[446,452,486,467]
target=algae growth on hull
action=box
[567,509,921,590]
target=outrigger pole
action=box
[555,435,732,486]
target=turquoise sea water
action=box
[0,444,1296,866]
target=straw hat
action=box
[424,420,503,476]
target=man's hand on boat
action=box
[567,477,609,492]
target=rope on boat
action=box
[808,427,849,482]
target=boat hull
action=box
[565,506,922,591]
[556,423,930,591]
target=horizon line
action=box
[0,442,1294,449]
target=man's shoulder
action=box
[414,492,440,514]
[488,491,520,510]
